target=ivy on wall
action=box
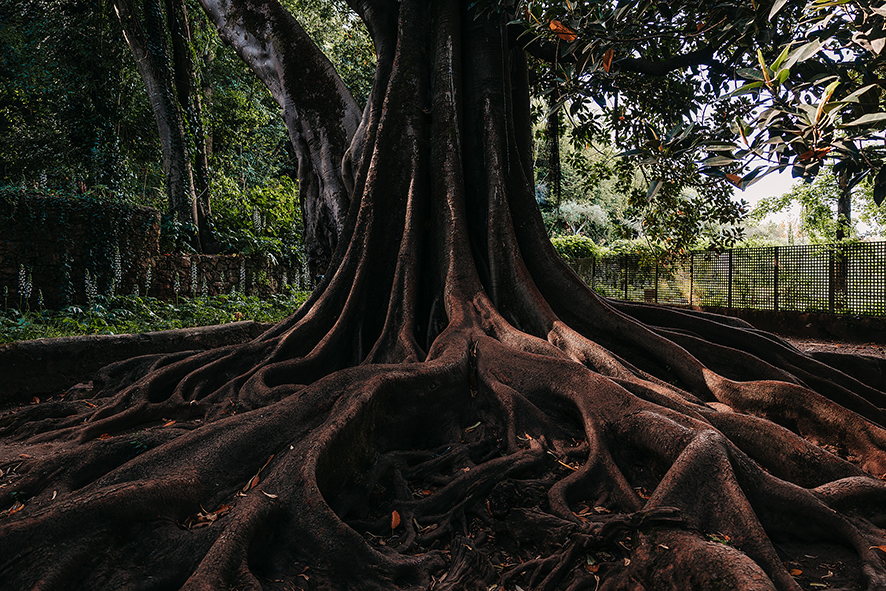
[0,187,159,308]
[0,188,308,309]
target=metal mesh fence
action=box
[567,241,886,316]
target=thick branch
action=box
[198,0,363,274]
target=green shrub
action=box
[211,176,304,267]
[0,291,311,343]
[550,235,606,259]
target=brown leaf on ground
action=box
[181,504,232,529]
[1,501,25,518]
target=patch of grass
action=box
[0,291,311,344]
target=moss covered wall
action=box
[0,190,306,308]
[0,190,159,307]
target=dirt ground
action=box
[782,336,886,359]
[776,334,886,590]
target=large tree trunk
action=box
[5,2,886,590]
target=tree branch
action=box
[508,23,719,76]
[197,0,363,274]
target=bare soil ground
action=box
[782,336,886,359]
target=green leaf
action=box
[736,68,765,82]
[776,68,790,85]
[646,179,664,201]
[783,40,823,71]
[841,113,886,127]
[769,0,790,20]
[841,84,878,103]
[771,43,793,70]
[664,122,683,142]
[702,155,737,166]
[728,81,764,97]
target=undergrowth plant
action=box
[0,291,310,344]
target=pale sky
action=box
[736,168,797,207]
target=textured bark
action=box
[5,2,886,590]
[114,0,202,250]
[198,0,363,276]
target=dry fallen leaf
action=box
[391,510,401,529]
[789,569,803,576]
[241,455,275,493]
[261,491,278,499]
[98,433,112,440]
[182,504,232,529]
[31,396,40,405]
[871,545,886,552]
[163,420,176,427]
[51,490,57,500]
[1,501,25,518]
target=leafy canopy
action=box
[515,0,886,236]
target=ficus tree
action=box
[519,0,886,250]
[5,2,886,591]
[113,0,219,252]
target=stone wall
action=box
[0,190,159,308]
[145,252,308,300]
[0,190,307,308]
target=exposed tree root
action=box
[4,0,886,589]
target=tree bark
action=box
[5,2,886,590]
[198,0,363,276]
[114,0,203,251]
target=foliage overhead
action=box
[516,0,886,231]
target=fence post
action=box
[773,246,779,312]
[623,256,628,301]
[828,247,835,313]
[689,253,694,307]
[727,249,733,310]
[655,262,659,303]
[591,255,596,290]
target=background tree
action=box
[0,0,152,192]
[113,0,217,251]
[519,1,757,255]
[5,2,886,591]
[750,165,886,244]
